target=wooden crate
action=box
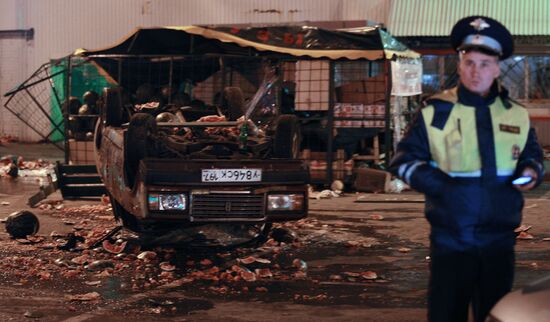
[301,149,347,181]
[353,167,390,193]
[68,139,95,165]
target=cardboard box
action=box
[305,149,347,181]
[68,139,95,165]
[295,60,330,111]
[353,167,391,193]
[336,73,386,105]
[337,91,386,105]
[310,169,345,181]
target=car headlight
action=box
[148,193,187,211]
[267,193,304,212]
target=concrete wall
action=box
[0,0,391,141]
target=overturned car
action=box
[93,63,308,246]
[79,25,418,246]
[84,28,316,246]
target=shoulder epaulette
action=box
[420,88,457,129]
[425,87,458,106]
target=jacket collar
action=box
[426,81,512,109]
[457,82,498,107]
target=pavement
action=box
[0,141,65,163]
[1,142,73,236]
[0,142,549,321]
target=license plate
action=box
[201,169,262,182]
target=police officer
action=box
[389,16,545,322]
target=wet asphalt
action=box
[1,143,550,321]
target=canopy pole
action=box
[383,59,392,166]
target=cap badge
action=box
[470,18,490,31]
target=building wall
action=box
[0,0,391,141]
[0,0,27,29]
[0,37,29,140]
[25,0,390,69]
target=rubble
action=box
[0,197,427,314]
[66,292,102,302]
[0,135,19,145]
[367,214,384,220]
[0,155,55,178]
[308,188,341,200]
[4,210,40,239]
[0,204,326,299]
[517,231,535,240]
[102,239,127,254]
[270,227,296,243]
[23,311,44,319]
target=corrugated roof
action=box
[388,0,550,36]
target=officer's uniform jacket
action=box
[390,84,545,254]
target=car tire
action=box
[125,113,157,188]
[93,117,102,151]
[102,87,123,127]
[272,114,301,159]
[110,194,140,232]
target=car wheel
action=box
[102,87,123,127]
[272,114,301,159]
[93,117,102,151]
[125,113,157,188]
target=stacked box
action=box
[295,60,330,111]
[351,104,364,128]
[333,103,342,128]
[363,104,386,128]
[354,167,391,193]
[334,103,367,128]
[344,159,354,176]
[333,103,351,128]
[374,104,386,128]
[335,74,386,105]
[69,139,96,165]
[302,149,347,180]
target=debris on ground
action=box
[23,311,44,319]
[4,210,40,239]
[386,178,409,193]
[515,225,535,239]
[270,227,297,243]
[308,186,341,200]
[342,270,378,281]
[0,204,338,299]
[517,231,535,240]
[6,156,18,178]
[66,292,102,302]
[344,240,373,248]
[367,214,384,220]
[1,155,55,178]
[515,225,532,233]
[330,180,344,192]
[0,198,402,315]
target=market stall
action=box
[5,24,421,186]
